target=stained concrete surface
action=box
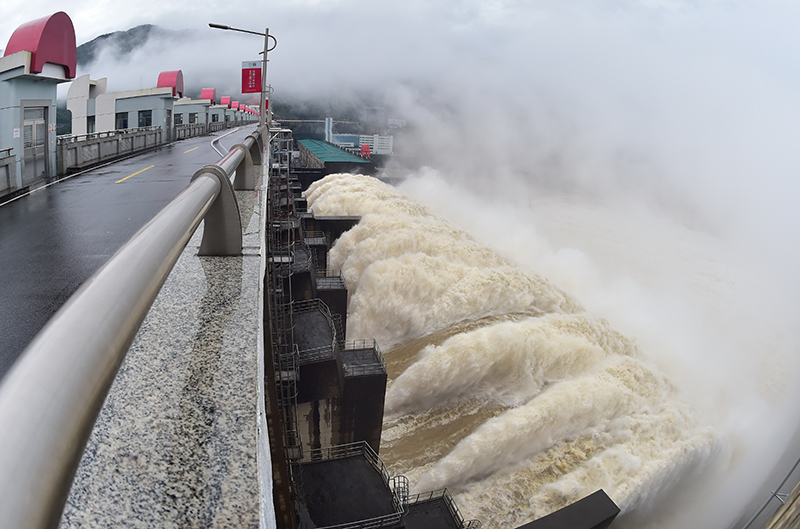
[301,456,397,527]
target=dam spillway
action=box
[297,168,721,528]
[263,129,623,529]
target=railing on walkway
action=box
[56,119,257,176]
[209,121,227,132]
[741,453,800,529]
[56,126,163,175]
[389,475,409,507]
[305,230,329,245]
[174,123,208,140]
[760,473,800,529]
[292,299,339,365]
[0,148,15,195]
[407,489,482,529]
[343,339,387,378]
[316,268,347,292]
[0,127,265,529]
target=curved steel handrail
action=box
[741,453,800,529]
[0,126,266,529]
[211,126,240,156]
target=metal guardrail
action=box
[342,339,387,378]
[741,453,800,529]
[0,126,266,529]
[304,442,391,485]
[389,475,409,507]
[292,299,339,364]
[0,147,13,158]
[761,474,800,529]
[315,514,403,529]
[407,488,482,529]
[56,126,162,144]
[305,230,329,244]
[316,269,347,292]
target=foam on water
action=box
[305,173,726,527]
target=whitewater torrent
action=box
[305,173,724,528]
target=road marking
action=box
[184,146,199,153]
[116,165,155,184]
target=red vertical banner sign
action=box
[241,61,262,94]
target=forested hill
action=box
[77,25,182,68]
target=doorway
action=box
[23,107,47,183]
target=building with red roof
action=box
[1,12,76,195]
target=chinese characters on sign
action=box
[241,61,262,94]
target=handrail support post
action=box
[233,143,255,191]
[191,165,243,256]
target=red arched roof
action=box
[4,12,77,78]
[232,101,240,110]
[200,88,216,104]
[220,96,231,108]
[157,70,184,97]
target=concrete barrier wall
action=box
[0,150,15,196]
[56,120,252,176]
[57,127,163,175]
[174,123,207,140]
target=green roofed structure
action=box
[298,139,375,176]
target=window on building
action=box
[211,114,219,123]
[87,116,95,134]
[138,110,152,128]
[189,113,198,124]
[115,112,128,130]
[174,113,183,125]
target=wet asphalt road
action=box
[0,126,257,380]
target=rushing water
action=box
[305,172,796,528]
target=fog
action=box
[5,0,800,526]
[373,3,800,526]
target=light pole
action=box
[209,23,277,132]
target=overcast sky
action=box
[3,0,800,248]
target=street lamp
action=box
[209,23,277,132]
